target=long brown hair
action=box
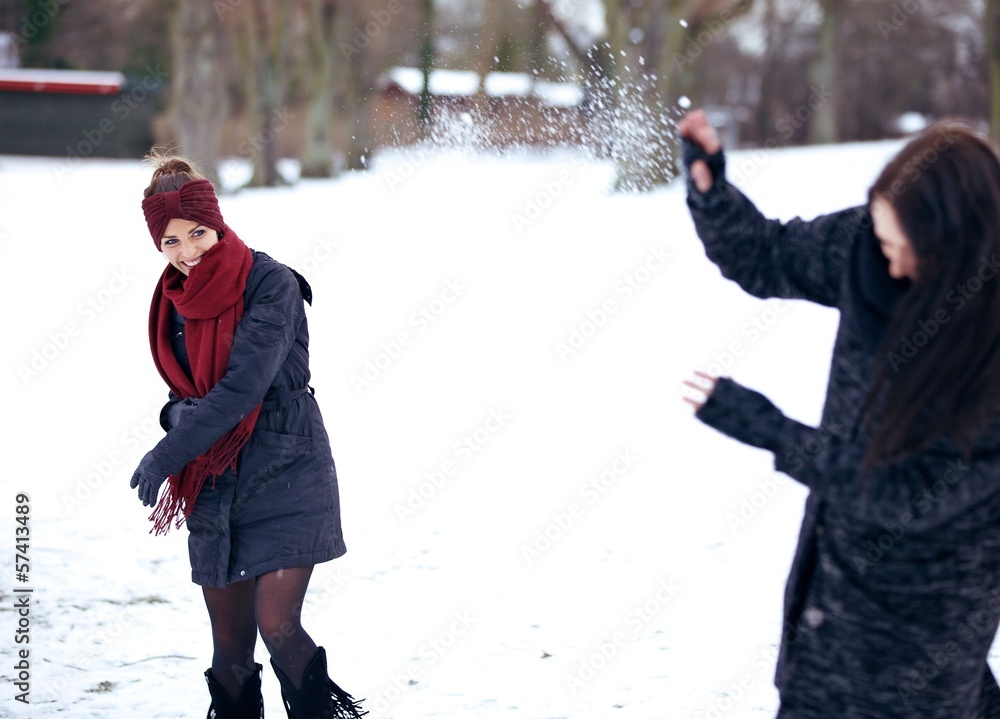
[863,120,1000,468]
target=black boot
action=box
[271,647,366,719]
[205,662,265,719]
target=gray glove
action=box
[165,397,199,431]
[129,450,170,507]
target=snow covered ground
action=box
[3,134,990,718]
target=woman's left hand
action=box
[683,370,718,411]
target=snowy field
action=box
[4,134,989,718]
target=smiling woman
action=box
[130,149,366,718]
[159,219,219,276]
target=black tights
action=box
[203,566,319,700]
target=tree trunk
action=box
[989,0,1000,141]
[607,0,755,191]
[16,0,62,68]
[658,0,696,103]
[536,0,612,118]
[619,0,675,190]
[170,0,225,187]
[807,0,838,144]
[418,0,434,130]
[339,0,385,171]
[529,0,547,80]
[755,0,778,143]
[258,0,287,186]
[300,0,338,178]
[474,0,500,120]
[234,0,286,187]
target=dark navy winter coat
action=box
[686,144,1000,718]
[149,250,345,587]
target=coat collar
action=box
[846,223,911,349]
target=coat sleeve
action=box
[684,139,865,308]
[150,264,303,475]
[696,377,997,530]
[159,391,181,432]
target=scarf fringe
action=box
[148,413,259,535]
[145,233,258,536]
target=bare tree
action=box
[746,0,814,145]
[419,0,435,128]
[170,0,226,186]
[536,0,610,99]
[231,0,289,187]
[603,0,754,190]
[471,0,501,125]
[989,0,1000,139]
[807,0,838,144]
[299,0,339,178]
[335,0,387,170]
[529,0,548,79]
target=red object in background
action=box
[0,69,123,95]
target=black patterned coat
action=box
[686,143,1000,718]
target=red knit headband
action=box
[142,178,225,251]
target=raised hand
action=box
[677,109,722,193]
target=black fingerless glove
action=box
[681,137,727,204]
[695,377,787,452]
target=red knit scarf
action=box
[147,231,260,534]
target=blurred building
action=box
[0,68,158,158]
[375,67,588,148]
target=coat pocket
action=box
[251,427,314,453]
[246,304,288,347]
[234,429,314,520]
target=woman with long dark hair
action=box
[129,150,366,719]
[680,110,1000,718]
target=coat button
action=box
[240,570,246,577]
[803,607,825,629]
